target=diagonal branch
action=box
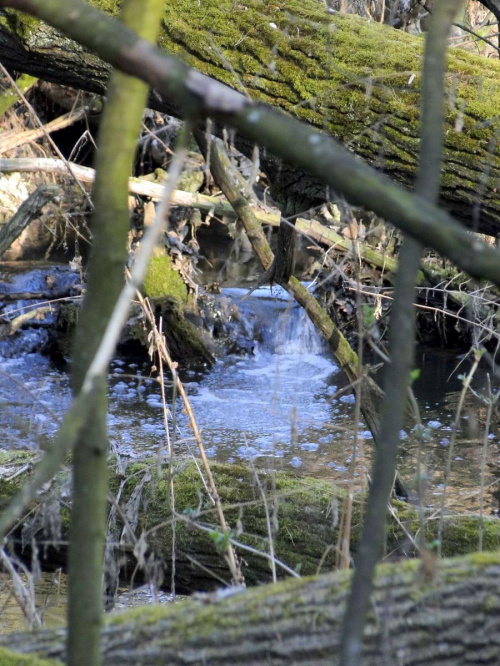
[1,0,500,287]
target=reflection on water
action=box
[0,571,180,634]
[0,570,66,633]
[0,286,498,512]
[396,349,499,512]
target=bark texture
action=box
[1,2,500,234]
[0,552,499,665]
[0,184,58,258]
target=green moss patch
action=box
[0,647,62,666]
[143,255,188,301]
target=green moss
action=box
[86,0,121,18]
[465,550,500,567]
[107,602,178,626]
[0,451,36,509]
[0,73,38,116]
[143,255,188,301]
[104,456,500,589]
[149,0,500,214]
[178,169,204,193]
[0,9,41,40]
[109,459,344,582]
[0,647,62,666]
[0,450,33,466]
[2,449,499,594]
[433,517,500,557]
[482,594,500,612]
[101,550,500,657]
[3,0,500,213]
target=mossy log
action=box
[1,552,500,665]
[2,453,500,592]
[1,2,500,234]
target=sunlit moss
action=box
[0,647,62,666]
[143,255,188,301]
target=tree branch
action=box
[1,0,500,287]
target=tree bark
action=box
[1,552,499,665]
[0,184,58,258]
[1,2,500,235]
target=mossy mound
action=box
[3,452,500,593]
[143,255,188,301]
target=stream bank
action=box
[0,264,497,512]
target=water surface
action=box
[0,285,498,512]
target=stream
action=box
[0,278,499,633]
[0,282,498,512]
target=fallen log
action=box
[0,158,403,278]
[2,454,500,592]
[0,184,59,258]
[1,552,499,665]
[1,2,500,234]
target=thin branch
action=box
[0,106,88,154]
[339,1,459,663]
[437,350,482,555]
[134,291,244,586]
[0,62,93,208]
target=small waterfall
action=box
[182,285,339,464]
[224,285,326,356]
[272,306,326,355]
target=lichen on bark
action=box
[2,0,500,230]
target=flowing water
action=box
[180,286,355,469]
[1,282,499,632]
[0,285,498,511]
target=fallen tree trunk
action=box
[3,454,500,592]
[0,184,59,258]
[1,552,500,665]
[1,2,500,234]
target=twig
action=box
[0,107,88,154]
[152,316,176,595]
[479,377,496,552]
[247,456,277,583]
[174,513,300,579]
[0,549,41,628]
[437,350,482,556]
[349,286,500,343]
[134,292,244,586]
[0,63,93,209]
